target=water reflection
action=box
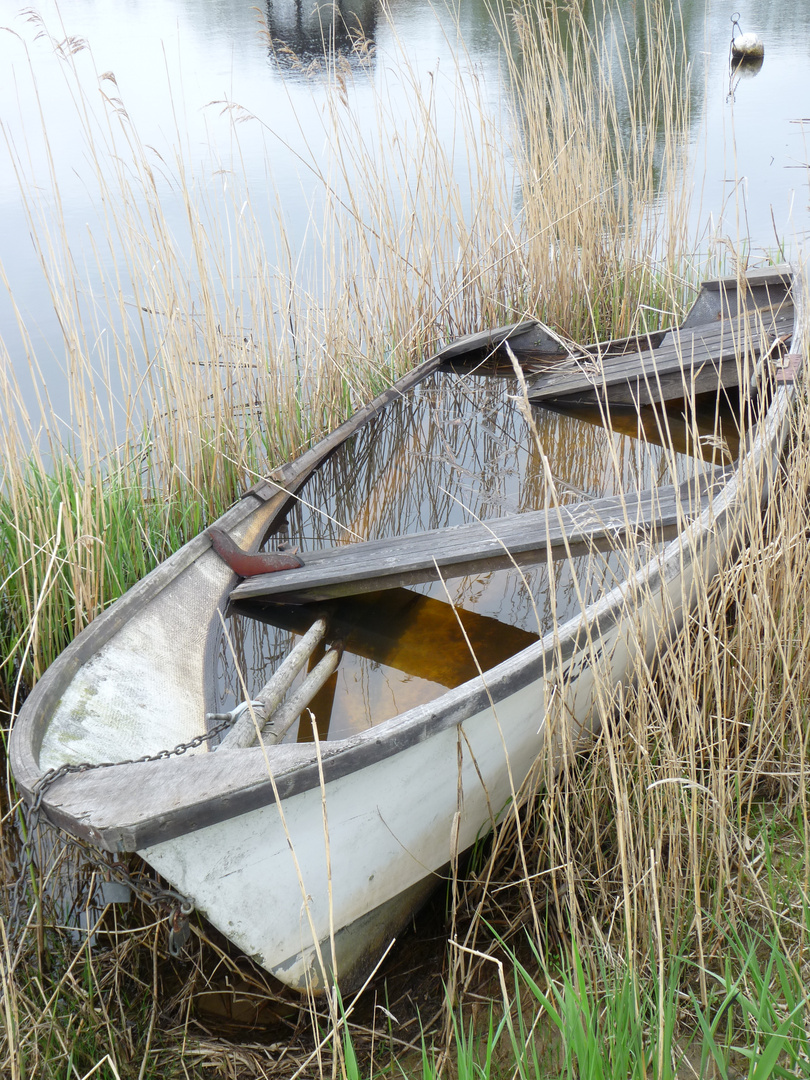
[556,396,740,467]
[264,0,378,69]
[728,53,765,103]
[212,367,716,742]
[3,0,808,432]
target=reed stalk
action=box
[4,0,806,1077]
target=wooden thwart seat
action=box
[527,307,794,407]
[229,479,717,605]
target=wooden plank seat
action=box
[229,478,718,605]
[527,307,794,407]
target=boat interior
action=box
[221,267,794,746]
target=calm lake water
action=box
[0,0,808,418]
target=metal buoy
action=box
[730,13,764,60]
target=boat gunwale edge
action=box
[11,272,807,852]
[9,322,543,807]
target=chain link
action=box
[8,710,241,954]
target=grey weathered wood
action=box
[230,483,707,605]
[702,265,793,291]
[257,646,343,745]
[527,308,794,407]
[433,319,541,360]
[218,618,329,749]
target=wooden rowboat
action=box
[11,265,804,992]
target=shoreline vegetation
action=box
[2,1,809,1077]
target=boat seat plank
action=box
[229,482,712,605]
[701,265,794,291]
[527,308,794,406]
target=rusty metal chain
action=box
[8,710,241,955]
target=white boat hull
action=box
[11,270,803,993]
[143,366,793,989]
[142,483,734,989]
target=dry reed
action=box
[0,0,692,688]
[5,0,803,1077]
[451,277,810,1059]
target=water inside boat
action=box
[215,366,743,742]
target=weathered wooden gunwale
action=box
[29,584,629,853]
[230,479,720,605]
[10,322,543,800]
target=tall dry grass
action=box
[0,0,692,691]
[450,283,810,1070]
[8,0,806,1077]
[492,0,695,337]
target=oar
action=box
[256,645,343,746]
[218,617,329,749]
